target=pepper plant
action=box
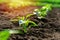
[10,16,37,33]
[33,4,52,19]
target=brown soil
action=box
[0,7,60,40]
[0,3,41,18]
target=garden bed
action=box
[0,7,60,40]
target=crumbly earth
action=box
[0,7,60,40]
[0,3,41,18]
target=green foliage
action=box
[33,0,60,8]
[34,4,52,18]
[19,17,37,33]
[26,14,34,18]
[10,4,52,33]
[10,16,37,33]
[0,30,10,40]
[35,0,60,3]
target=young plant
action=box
[10,16,37,33]
[18,16,37,33]
[33,4,52,19]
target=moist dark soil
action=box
[0,8,60,40]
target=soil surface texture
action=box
[0,7,60,40]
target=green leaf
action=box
[26,14,34,19]
[34,4,52,18]
[0,30,10,40]
[29,21,37,27]
[21,23,27,33]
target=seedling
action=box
[10,16,37,33]
[33,4,52,19]
[19,18,37,32]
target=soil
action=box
[0,7,60,40]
